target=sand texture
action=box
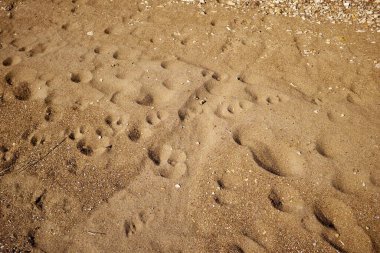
[0,0,379,252]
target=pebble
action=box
[183,0,379,31]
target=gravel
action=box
[184,0,380,32]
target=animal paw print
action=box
[68,126,112,156]
[268,184,305,215]
[70,70,93,83]
[148,144,187,179]
[212,175,243,206]
[178,99,205,121]
[105,114,128,135]
[22,129,50,147]
[0,145,18,175]
[44,105,63,122]
[146,110,169,126]
[215,99,252,119]
[124,210,154,238]
[245,86,289,105]
[2,55,22,67]
[264,94,289,105]
[29,132,50,146]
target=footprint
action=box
[44,106,63,122]
[68,126,112,156]
[233,235,266,253]
[5,68,38,86]
[268,184,304,214]
[233,129,306,177]
[136,83,174,107]
[29,132,50,146]
[326,111,347,123]
[148,144,187,179]
[370,169,380,187]
[0,145,19,175]
[204,79,231,96]
[265,94,289,104]
[212,173,245,206]
[178,99,205,121]
[146,110,169,126]
[2,55,22,66]
[211,71,229,82]
[313,197,373,253]
[5,68,48,101]
[124,210,154,238]
[66,158,78,174]
[215,99,252,119]
[61,21,81,31]
[240,141,305,177]
[76,137,111,157]
[113,47,141,61]
[12,81,33,100]
[136,92,154,106]
[346,92,362,105]
[162,79,179,90]
[314,135,344,158]
[26,43,47,57]
[160,60,177,70]
[241,220,277,252]
[332,170,373,195]
[244,85,289,105]
[104,24,124,35]
[126,127,139,143]
[70,70,93,83]
[105,113,128,135]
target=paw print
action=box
[44,105,63,122]
[146,110,169,126]
[178,100,204,121]
[29,132,50,146]
[148,144,187,179]
[105,114,128,135]
[0,145,19,175]
[215,99,252,119]
[265,94,289,104]
[124,210,154,238]
[68,126,112,156]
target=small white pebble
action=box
[87,31,94,36]
[175,184,181,189]
[343,1,351,9]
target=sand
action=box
[0,0,379,252]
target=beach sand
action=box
[0,0,379,252]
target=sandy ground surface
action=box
[0,0,379,252]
